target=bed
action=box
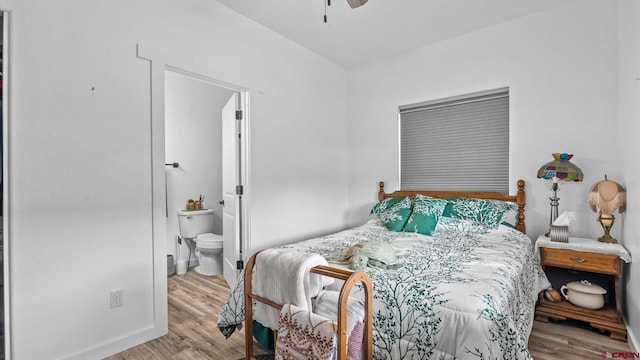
[218,180,550,359]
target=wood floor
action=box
[105,270,271,360]
[108,269,631,360]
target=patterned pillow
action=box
[433,216,489,235]
[403,194,448,236]
[377,197,413,232]
[443,198,517,229]
[370,196,404,215]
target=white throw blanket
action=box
[254,248,333,330]
[314,290,367,360]
[314,290,365,336]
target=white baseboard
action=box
[63,323,166,360]
[626,318,638,352]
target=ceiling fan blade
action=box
[346,0,368,9]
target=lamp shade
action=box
[537,153,584,182]
[589,177,625,214]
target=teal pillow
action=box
[370,196,403,215]
[443,198,516,229]
[378,197,413,232]
[403,194,448,236]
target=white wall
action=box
[165,71,233,268]
[1,0,349,358]
[618,0,640,350]
[3,0,632,358]
[347,0,619,237]
[346,0,634,348]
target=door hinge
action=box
[236,185,244,195]
[235,110,243,120]
[236,260,244,270]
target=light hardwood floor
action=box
[108,270,631,360]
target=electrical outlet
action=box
[110,289,123,308]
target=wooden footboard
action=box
[377,179,526,234]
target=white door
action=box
[222,92,242,287]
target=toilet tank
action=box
[177,209,215,239]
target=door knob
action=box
[219,200,225,206]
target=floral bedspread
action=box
[217,219,550,360]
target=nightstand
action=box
[534,235,631,341]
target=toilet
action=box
[177,209,223,276]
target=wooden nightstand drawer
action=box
[540,248,620,275]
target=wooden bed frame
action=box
[378,179,527,234]
[237,180,527,359]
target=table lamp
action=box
[589,176,625,243]
[537,153,584,236]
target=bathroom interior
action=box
[164,69,235,279]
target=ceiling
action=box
[216,0,576,68]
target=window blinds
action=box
[399,89,509,192]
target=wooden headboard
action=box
[377,179,527,234]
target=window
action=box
[399,88,509,192]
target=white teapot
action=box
[560,280,607,310]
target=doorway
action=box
[164,70,236,282]
[137,45,250,335]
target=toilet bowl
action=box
[194,233,223,275]
[177,209,224,276]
